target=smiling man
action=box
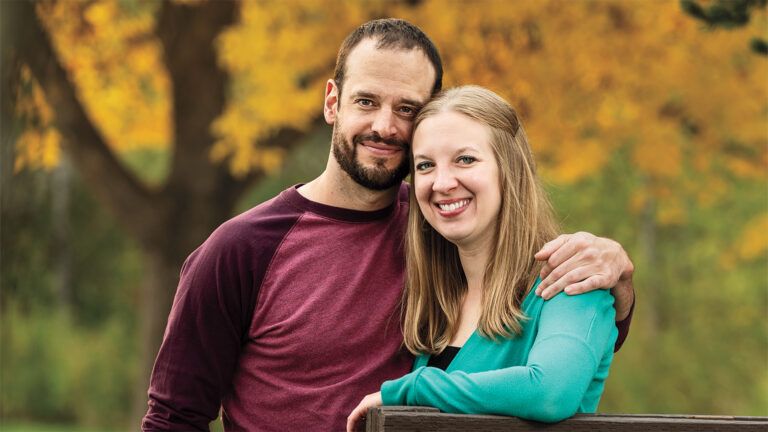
[327,40,423,191]
[142,19,634,432]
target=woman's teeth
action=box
[438,200,469,212]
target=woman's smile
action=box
[435,198,472,216]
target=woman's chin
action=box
[437,230,471,247]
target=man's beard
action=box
[331,126,410,191]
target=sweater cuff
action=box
[381,366,426,406]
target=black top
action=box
[427,346,461,371]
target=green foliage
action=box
[1,164,141,428]
[120,148,169,187]
[237,128,331,211]
[3,2,766,428]
[1,304,137,427]
[1,422,116,432]
[549,148,768,416]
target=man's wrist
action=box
[611,275,634,322]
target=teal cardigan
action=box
[381,284,618,423]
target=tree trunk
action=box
[131,248,184,426]
[52,155,73,311]
[14,1,320,427]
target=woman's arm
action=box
[380,290,618,423]
[533,232,636,352]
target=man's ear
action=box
[324,79,339,125]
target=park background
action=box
[1,0,766,430]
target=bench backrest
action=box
[366,406,768,431]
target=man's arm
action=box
[533,232,635,350]
[142,225,255,431]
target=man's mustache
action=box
[353,133,409,149]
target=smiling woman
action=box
[347,86,619,431]
[412,110,502,250]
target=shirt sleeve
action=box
[614,293,635,352]
[142,224,256,431]
[380,290,617,423]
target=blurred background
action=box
[1,0,766,430]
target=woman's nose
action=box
[432,167,458,192]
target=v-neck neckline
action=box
[437,287,540,372]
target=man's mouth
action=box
[362,141,403,153]
[354,134,408,152]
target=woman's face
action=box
[412,111,502,250]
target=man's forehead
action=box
[343,38,435,102]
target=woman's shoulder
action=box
[533,289,617,357]
[538,289,616,329]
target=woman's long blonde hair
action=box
[402,85,560,355]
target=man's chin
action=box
[350,164,409,191]
[357,150,405,166]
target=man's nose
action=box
[432,167,458,192]
[371,109,397,138]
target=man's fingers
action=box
[538,262,554,282]
[540,235,601,288]
[539,265,594,299]
[537,235,578,289]
[537,252,581,295]
[544,236,588,272]
[535,234,568,260]
[563,275,609,295]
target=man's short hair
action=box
[333,18,443,98]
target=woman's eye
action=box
[415,161,433,171]
[457,156,476,164]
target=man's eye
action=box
[457,156,477,164]
[415,161,433,171]
[399,106,416,116]
[357,99,374,107]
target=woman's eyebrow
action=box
[454,146,480,154]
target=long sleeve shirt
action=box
[381,286,618,423]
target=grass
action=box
[0,422,120,432]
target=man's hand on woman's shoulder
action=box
[534,231,634,321]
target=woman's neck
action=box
[457,241,492,293]
[449,241,492,347]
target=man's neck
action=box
[298,169,400,212]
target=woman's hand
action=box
[346,391,382,432]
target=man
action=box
[142,19,634,432]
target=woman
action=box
[347,86,617,430]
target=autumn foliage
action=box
[17,0,767,246]
[6,0,767,425]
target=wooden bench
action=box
[365,406,768,431]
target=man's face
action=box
[324,38,436,190]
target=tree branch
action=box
[15,0,159,245]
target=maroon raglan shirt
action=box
[143,184,413,431]
[142,183,633,431]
